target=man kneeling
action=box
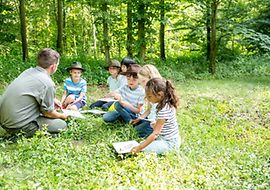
[0,48,67,139]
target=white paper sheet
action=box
[62,109,85,119]
[98,98,117,102]
[112,140,139,154]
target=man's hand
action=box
[54,98,62,109]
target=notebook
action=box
[112,140,139,154]
[62,109,85,119]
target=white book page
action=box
[62,109,85,119]
[112,140,139,154]
[98,98,117,102]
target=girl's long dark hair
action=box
[145,78,179,111]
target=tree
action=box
[159,0,166,60]
[101,2,111,63]
[57,0,63,54]
[208,0,219,74]
[126,0,133,57]
[19,0,28,61]
[137,1,146,62]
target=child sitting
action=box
[131,78,180,155]
[130,64,162,138]
[120,57,136,73]
[61,61,87,111]
[90,60,127,110]
[103,64,145,123]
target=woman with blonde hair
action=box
[130,64,163,138]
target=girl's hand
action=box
[130,118,141,125]
[150,121,156,129]
[131,145,141,155]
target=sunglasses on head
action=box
[126,73,138,79]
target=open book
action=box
[138,117,155,122]
[98,97,117,102]
[62,109,85,119]
[112,140,139,154]
[80,109,107,115]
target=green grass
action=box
[0,78,270,189]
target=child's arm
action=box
[106,91,121,100]
[131,118,165,154]
[130,103,151,124]
[61,90,68,105]
[138,102,151,118]
[119,100,143,114]
[71,91,86,105]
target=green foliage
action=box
[1,54,270,85]
[216,55,270,78]
[0,78,269,189]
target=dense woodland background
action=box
[1,0,270,77]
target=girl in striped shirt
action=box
[131,78,180,154]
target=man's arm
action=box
[42,110,67,120]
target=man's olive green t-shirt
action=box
[0,66,55,129]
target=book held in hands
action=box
[112,140,139,154]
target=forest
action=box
[0,0,270,189]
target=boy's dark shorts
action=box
[74,100,86,109]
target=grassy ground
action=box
[0,77,269,189]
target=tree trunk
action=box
[137,2,146,62]
[63,0,66,53]
[159,0,166,60]
[92,15,97,59]
[209,0,219,75]
[19,0,28,61]
[206,2,211,61]
[57,0,63,54]
[101,3,110,63]
[126,1,133,58]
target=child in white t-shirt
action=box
[90,60,127,110]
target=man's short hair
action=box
[37,48,60,69]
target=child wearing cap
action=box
[103,64,145,124]
[61,61,87,110]
[90,59,127,110]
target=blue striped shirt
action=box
[64,77,87,103]
[157,103,179,140]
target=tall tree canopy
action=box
[1,0,269,73]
